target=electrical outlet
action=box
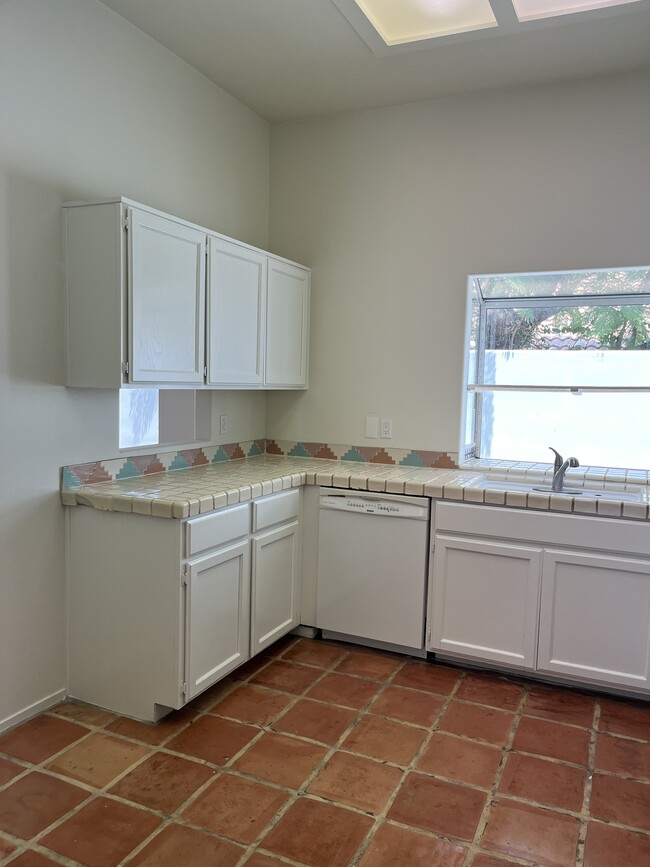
[365,415,379,438]
[380,418,392,439]
[219,414,229,436]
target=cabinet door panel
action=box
[251,522,300,655]
[266,260,309,387]
[539,549,650,689]
[207,238,266,385]
[129,208,206,383]
[185,540,250,700]
[429,535,541,669]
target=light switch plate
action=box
[220,414,229,435]
[365,415,379,438]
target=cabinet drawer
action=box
[186,503,250,556]
[253,489,299,532]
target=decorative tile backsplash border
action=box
[266,440,458,469]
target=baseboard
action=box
[291,625,319,639]
[0,689,67,735]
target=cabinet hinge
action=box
[204,366,207,378]
[182,564,189,586]
[180,681,187,697]
[121,361,129,377]
[123,213,129,231]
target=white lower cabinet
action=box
[251,522,300,655]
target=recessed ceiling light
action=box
[512,0,642,22]
[353,0,498,45]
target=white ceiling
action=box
[98,0,650,121]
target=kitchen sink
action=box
[467,478,645,503]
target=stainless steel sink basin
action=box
[467,478,644,503]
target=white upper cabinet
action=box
[207,237,266,386]
[266,258,310,388]
[129,209,206,384]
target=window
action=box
[119,389,211,450]
[462,268,650,470]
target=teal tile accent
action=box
[288,443,312,457]
[62,467,81,488]
[115,459,143,480]
[341,447,366,462]
[169,454,190,471]
[399,451,426,467]
[212,447,230,463]
[247,441,263,457]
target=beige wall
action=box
[0,0,269,727]
[267,71,650,453]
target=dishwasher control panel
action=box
[320,493,429,520]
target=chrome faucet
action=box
[549,447,579,492]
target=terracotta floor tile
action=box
[0,772,88,839]
[309,752,402,814]
[471,856,514,867]
[273,698,357,745]
[342,715,426,766]
[370,685,444,727]
[127,823,243,866]
[455,674,525,711]
[50,702,115,727]
[0,756,23,787]
[438,701,515,746]
[512,715,590,766]
[388,772,486,842]
[41,796,161,867]
[45,732,150,787]
[105,707,194,746]
[306,673,380,709]
[498,752,586,811]
[417,732,502,789]
[232,731,327,788]
[0,715,88,764]
[282,639,348,668]
[182,772,288,843]
[523,686,596,728]
[392,661,460,695]
[207,684,292,725]
[109,751,215,813]
[261,634,300,658]
[261,797,373,867]
[589,772,650,831]
[481,798,580,867]
[0,836,17,860]
[8,852,62,866]
[594,732,650,780]
[250,660,323,694]
[359,821,466,866]
[598,697,650,741]
[230,655,273,681]
[335,649,402,681]
[245,854,288,867]
[583,820,650,867]
[166,715,258,765]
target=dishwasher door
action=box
[316,490,430,652]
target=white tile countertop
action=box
[61,455,650,521]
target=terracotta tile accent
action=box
[314,445,337,460]
[594,733,650,780]
[182,773,288,844]
[370,685,444,727]
[583,820,650,867]
[127,823,242,867]
[335,650,402,681]
[0,772,88,840]
[0,756,23,787]
[261,797,373,867]
[50,702,115,727]
[273,699,357,745]
[359,821,466,866]
[388,772,486,841]
[282,639,347,669]
[232,732,327,788]
[306,673,381,709]
[512,716,591,766]
[589,773,650,831]
[454,674,525,711]
[109,752,215,813]
[207,685,292,726]
[0,715,88,764]
[309,752,402,814]
[41,797,161,867]
[342,716,426,766]
[250,660,323,694]
[166,715,258,765]
[45,732,150,788]
[392,661,460,695]
[105,708,194,746]
[523,686,596,728]
[481,798,580,867]
[498,753,586,811]
[417,732,502,789]
[438,702,515,747]
[598,697,650,741]
[7,852,61,866]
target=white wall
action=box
[0,0,269,727]
[267,71,650,454]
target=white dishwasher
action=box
[316,489,430,655]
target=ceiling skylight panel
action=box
[511,0,642,22]
[353,0,498,44]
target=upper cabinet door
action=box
[207,237,267,386]
[128,208,206,384]
[266,259,310,388]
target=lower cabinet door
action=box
[185,539,251,701]
[251,521,300,655]
[429,534,542,670]
[538,548,650,690]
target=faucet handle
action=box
[549,447,563,473]
[568,457,579,468]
